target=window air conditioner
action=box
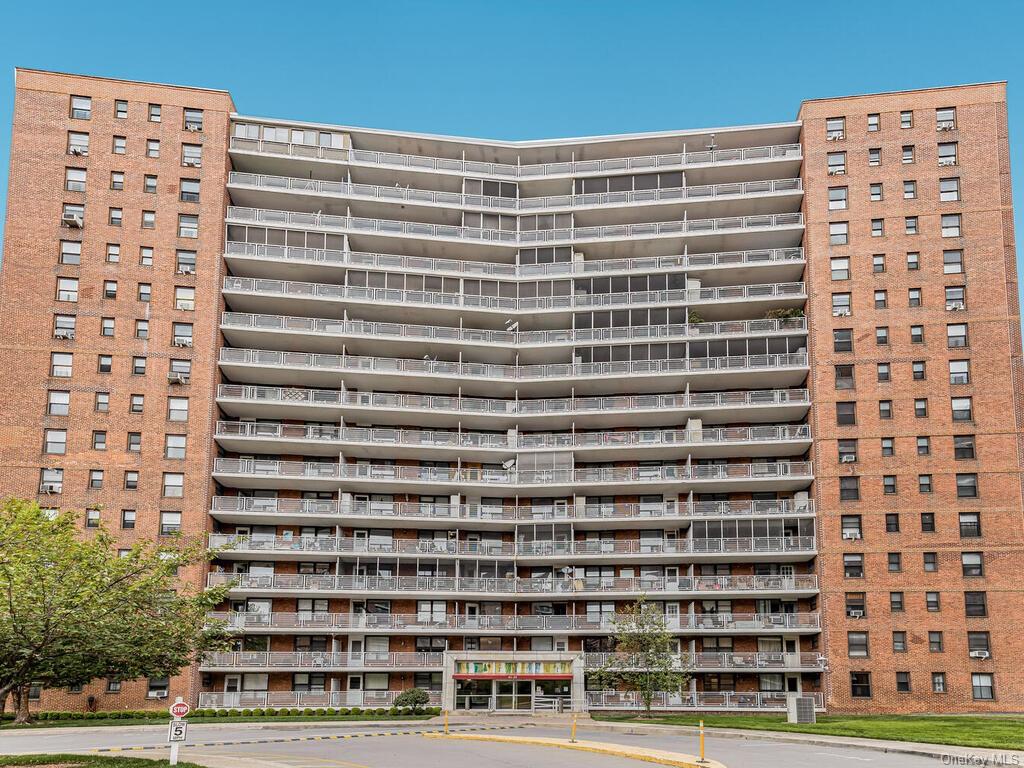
[62,213,83,228]
[848,610,864,618]
[185,123,202,132]
[937,124,955,131]
[53,329,75,340]
[69,146,87,156]
[827,168,845,176]
[41,483,61,494]
[938,158,956,167]
[842,530,861,539]
[947,301,966,311]
[174,337,193,347]
[177,266,196,275]
[839,455,856,463]
[183,159,201,167]
[969,650,991,659]
[832,308,851,317]
[168,372,191,385]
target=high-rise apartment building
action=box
[1,69,1019,715]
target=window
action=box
[56,277,79,302]
[850,672,872,698]
[952,396,973,422]
[146,139,160,158]
[829,221,849,245]
[965,592,987,617]
[140,246,154,266]
[832,293,851,316]
[900,110,913,129]
[826,117,845,140]
[869,183,883,202]
[148,678,170,699]
[119,509,137,530]
[144,174,158,193]
[962,552,984,578]
[65,167,86,192]
[907,251,920,270]
[165,434,186,459]
[833,329,853,352]
[877,362,891,382]
[926,592,941,611]
[883,475,897,494]
[169,359,191,378]
[830,257,850,280]
[908,288,922,307]
[872,253,886,272]
[874,290,887,309]
[70,95,91,119]
[848,632,869,657]
[827,152,846,175]
[184,108,204,131]
[921,513,936,532]
[95,392,109,412]
[135,319,149,339]
[905,216,918,235]
[837,402,856,425]
[47,390,70,416]
[845,592,866,617]
[968,632,991,655]
[172,322,193,346]
[100,317,115,337]
[841,515,862,540]
[893,631,907,652]
[115,100,128,119]
[949,360,970,385]
[182,144,203,167]
[888,552,902,572]
[840,477,860,501]
[138,283,152,302]
[960,512,981,538]
[885,513,900,532]
[89,470,103,489]
[50,352,73,378]
[896,672,912,693]
[141,210,156,229]
[940,177,961,201]
[39,468,63,494]
[97,355,112,374]
[910,325,924,343]
[85,508,100,528]
[178,214,199,238]
[108,207,122,227]
[58,240,81,265]
[919,474,933,494]
[943,249,964,273]
[130,394,145,413]
[168,397,189,421]
[879,400,893,419]
[923,552,938,574]
[124,471,139,490]
[162,473,184,498]
[954,436,976,461]
[938,142,958,166]
[838,440,858,463]
[972,673,994,700]
[68,131,90,155]
[871,218,884,237]
[174,286,195,311]
[106,243,120,262]
[176,251,196,273]
[44,428,67,454]
[947,323,968,348]
[881,437,895,456]
[914,398,927,417]
[180,178,200,203]
[113,136,126,154]
[867,113,880,131]
[868,148,881,166]
[957,473,979,498]
[148,103,162,122]
[127,432,142,452]
[844,554,864,578]
[902,145,915,163]
[835,364,855,389]
[876,327,889,345]
[903,180,917,199]
[945,285,966,311]
[941,214,962,237]
[937,107,956,130]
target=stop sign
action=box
[169,701,191,718]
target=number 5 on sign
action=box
[168,720,188,742]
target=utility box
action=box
[787,695,817,724]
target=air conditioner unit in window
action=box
[183,159,201,168]
[938,158,957,167]
[832,309,851,317]
[53,328,75,340]
[173,337,193,347]
[839,455,856,464]
[150,691,169,699]
[947,301,966,311]
[61,213,83,228]
[69,146,87,156]
[177,266,196,275]
[848,610,864,618]
[842,530,862,539]
[827,168,846,176]
[826,134,839,142]
[167,373,191,385]
[969,650,991,659]
[41,483,61,494]
[185,123,202,132]
[937,124,955,131]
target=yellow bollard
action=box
[444,709,449,735]
[699,719,706,763]
[570,713,578,743]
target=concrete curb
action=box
[0,718,440,736]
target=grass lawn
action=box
[0,756,206,767]
[0,713,434,730]
[592,713,1024,751]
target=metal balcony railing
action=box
[198,690,440,709]
[212,458,813,486]
[201,651,443,669]
[214,421,812,451]
[219,347,810,381]
[229,136,802,178]
[208,534,816,557]
[207,572,819,595]
[224,240,805,278]
[585,690,823,711]
[208,611,822,632]
[228,172,802,212]
[226,207,804,246]
[584,652,826,670]
[222,276,808,314]
[210,496,815,521]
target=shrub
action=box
[765,307,804,320]
[252,708,265,717]
[375,707,387,716]
[428,706,441,715]
[338,707,350,716]
[393,688,431,714]
[326,707,337,716]
[302,708,314,716]
[216,709,230,717]
[349,707,362,715]
[241,708,253,717]
[290,708,301,717]
[315,708,327,716]
[389,707,400,716]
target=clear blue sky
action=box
[1,0,1022,277]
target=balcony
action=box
[228,136,802,179]
[209,611,822,634]
[218,347,810,395]
[208,534,817,562]
[216,384,812,429]
[586,690,823,712]
[209,496,816,527]
[200,651,443,671]
[583,652,826,671]
[213,421,811,461]
[198,690,440,710]
[211,457,814,494]
[223,241,806,283]
[207,572,819,599]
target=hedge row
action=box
[2,706,441,721]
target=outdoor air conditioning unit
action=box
[62,212,83,228]
[174,337,193,347]
[938,158,957,167]
[185,123,202,132]
[150,691,169,699]
[969,650,991,659]
[827,168,845,176]
[826,133,843,142]
[938,124,955,131]
[787,695,817,724]
[832,309,851,317]
[177,266,196,275]
[53,328,75,340]
[183,159,201,168]
[168,372,191,385]
[41,483,61,494]
[947,301,966,311]
[842,531,861,540]
[839,455,856,463]
[848,609,864,618]
[69,146,87,156]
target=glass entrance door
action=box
[495,680,532,710]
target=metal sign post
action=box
[167,697,190,765]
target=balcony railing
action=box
[201,651,443,669]
[226,207,804,246]
[586,690,823,711]
[210,496,815,521]
[214,421,812,451]
[225,241,805,279]
[209,534,817,558]
[219,347,810,382]
[222,276,808,314]
[209,611,822,632]
[584,652,825,670]
[217,384,810,419]
[198,689,440,710]
[212,458,814,486]
[228,171,802,212]
[229,136,802,178]
[207,572,819,595]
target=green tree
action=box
[393,687,431,713]
[0,499,231,723]
[588,597,691,714]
